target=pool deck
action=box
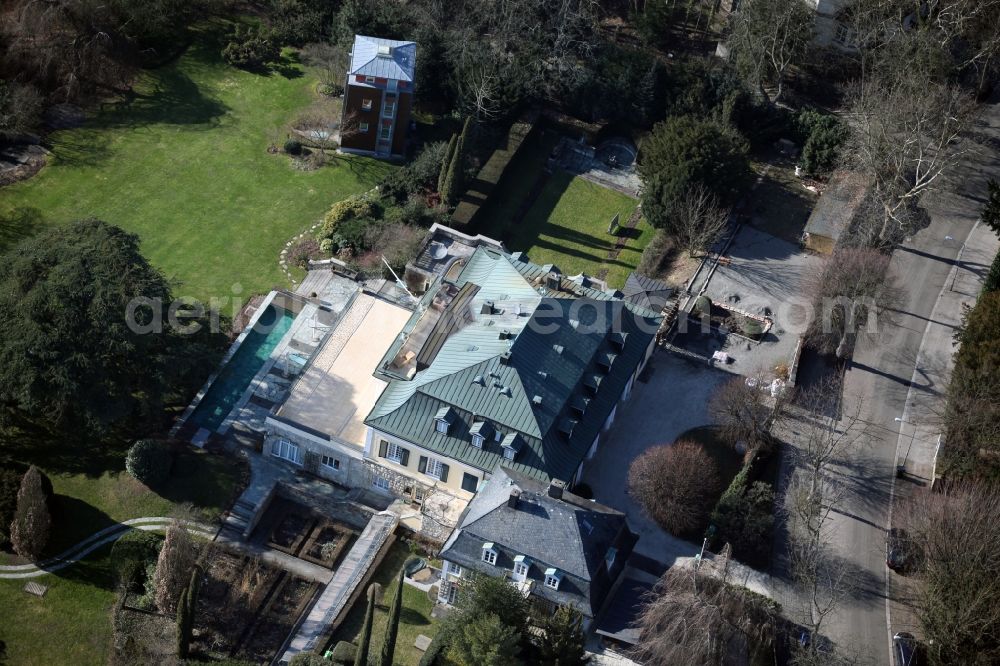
[276,292,412,449]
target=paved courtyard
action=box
[581,350,731,563]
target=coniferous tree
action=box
[378,570,405,666]
[354,584,378,666]
[9,465,51,561]
[438,133,457,194]
[983,179,1000,237]
[454,116,473,193]
[153,523,195,614]
[176,584,191,658]
[441,145,462,206]
[539,606,588,666]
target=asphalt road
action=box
[772,100,1000,665]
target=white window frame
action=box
[272,438,301,465]
[471,433,484,448]
[383,101,396,117]
[425,457,445,480]
[372,476,391,492]
[379,125,391,140]
[359,121,369,133]
[321,455,340,471]
[513,559,530,581]
[503,447,516,461]
[449,563,462,578]
[544,570,562,590]
[482,547,498,566]
[435,418,450,434]
[386,441,405,464]
[362,98,373,111]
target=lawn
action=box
[0,447,244,665]
[476,168,649,290]
[0,22,392,305]
[328,541,445,666]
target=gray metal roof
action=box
[349,35,416,82]
[804,170,869,241]
[439,468,637,618]
[622,272,673,312]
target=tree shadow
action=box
[0,206,45,254]
[45,495,119,556]
[399,606,430,626]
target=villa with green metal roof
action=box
[360,244,662,520]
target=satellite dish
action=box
[430,242,448,260]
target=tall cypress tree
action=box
[9,465,51,561]
[441,146,461,206]
[176,585,191,658]
[354,584,378,666]
[438,134,457,194]
[378,570,405,666]
[454,116,473,193]
[539,605,588,665]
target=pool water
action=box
[188,304,295,432]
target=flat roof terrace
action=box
[276,292,412,448]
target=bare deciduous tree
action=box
[673,184,731,257]
[899,484,1000,664]
[709,370,787,453]
[628,440,720,536]
[844,37,979,244]
[634,562,777,665]
[300,42,349,92]
[726,0,814,103]
[804,247,900,358]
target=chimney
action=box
[508,488,521,509]
[548,479,566,500]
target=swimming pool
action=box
[188,304,295,432]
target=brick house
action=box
[340,35,416,159]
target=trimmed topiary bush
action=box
[111,530,162,587]
[741,318,764,339]
[331,640,358,664]
[10,465,51,560]
[125,439,172,488]
[319,195,375,240]
[693,296,712,316]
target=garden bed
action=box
[260,498,359,569]
[192,548,319,662]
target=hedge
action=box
[111,530,163,587]
[450,115,537,229]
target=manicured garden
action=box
[327,541,444,666]
[0,23,391,305]
[496,170,649,289]
[0,447,244,665]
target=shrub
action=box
[222,26,280,70]
[10,465,51,561]
[709,457,775,566]
[291,654,335,666]
[417,625,453,666]
[288,237,321,268]
[331,641,358,664]
[797,110,846,176]
[628,441,721,536]
[637,230,676,278]
[741,318,764,339]
[284,139,303,155]
[380,141,449,203]
[984,249,1000,293]
[319,195,375,240]
[125,439,172,488]
[693,296,712,316]
[0,466,25,548]
[111,530,162,587]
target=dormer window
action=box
[544,568,562,590]
[470,421,493,448]
[434,407,455,434]
[513,555,531,581]
[501,433,522,461]
[482,542,498,566]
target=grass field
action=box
[0,23,391,305]
[475,166,649,290]
[329,542,446,666]
[0,448,244,665]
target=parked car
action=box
[893,631,918,666]
[886,528,910,572]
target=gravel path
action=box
[0,517,215,580]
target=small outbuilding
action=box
[802,170,869,254]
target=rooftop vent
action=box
[472,375,485,386]
[481,301,496,315]
[499,351,512,366]
[537,371,548,380]
[377,44,393,57]
[548,479,566,500]
[545,272,561,291]
[499,329,514,340]
[499,386,512,397]
[532,395,543,406]
[553,344,564,355]
[508,488,521,509]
